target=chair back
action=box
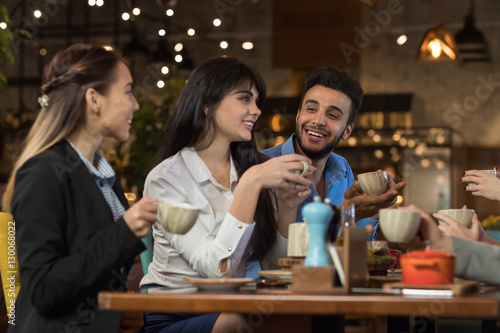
[140,230,153,275]
[0,212,20,319]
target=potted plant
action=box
[481,215,500,241]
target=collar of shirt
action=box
[65,138,116,187]
[181,147,238,191]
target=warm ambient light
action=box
[0,22,6,29]
[161,66,169,74]
[187,29,195,36]
[88,0,96,6]
[124,193,137,202]
[96,0,104,6]
[213,18,221,27]
[34,10,42,18]
[132,8,141,16]
[416,25,459,61]
[396,35,407,45]
[271,114,284,132]
[174,43,183,52]
[166,9,174,16]
[220,41,228,49]
[158,29,166,36]
[122,12,130,21]
[175,54,183,62]
[242,42,253,50]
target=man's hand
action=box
[344,176,406,221]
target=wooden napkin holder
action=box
[292,227,368,294]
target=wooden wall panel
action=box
[272,0,360,69]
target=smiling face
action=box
[295,85,353,160]
[212,84,261,144]
[98,62,139,142]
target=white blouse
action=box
[140,147,261,292]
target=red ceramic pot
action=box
[400,249,455,285]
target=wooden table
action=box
[98,287,500,333]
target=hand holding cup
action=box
[156,201,199,234]
[288,160,309,188]
[357,170,388,195]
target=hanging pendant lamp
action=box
[416,0,460,62]
[455,0,489,63]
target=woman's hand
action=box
[241,154,314,191]
[462,169,500,202]
[397,204,453,252]
[435,210,483,242]
[123,196,158,238]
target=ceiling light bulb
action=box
[242,42,253,50]
[158,29,166,36]
[161,66,169,75]
[96,0,104,6]
[174,43,183,52]
[157,80,165,88]
[88,0,96,6]
[0,22,6,29]
[122,12,130,21]
[220,41,228,49]
[132,8,140,16]
[430,39,442,58]
[213,18,221,27]
[187,28,195,36]
[34,10,42,18]
[166,9,174,16]
[397,35,407,45]
[175,54,183,62]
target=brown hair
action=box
[2,44,124,212]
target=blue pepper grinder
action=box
[303,196,334,266]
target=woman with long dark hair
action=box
[140,56,312,332]
[3,44,157,333]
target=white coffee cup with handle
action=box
[288,160,309,188]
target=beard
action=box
[295,123,345,160]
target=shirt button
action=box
[237,225,242,229]
[228,247,232,252]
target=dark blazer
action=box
[9,140,145,333]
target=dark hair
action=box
[299,67,364,125]
[154,56,275,262]
[3,44,124,212]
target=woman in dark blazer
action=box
[2,44,157,333]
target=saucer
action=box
[257,270,292,282]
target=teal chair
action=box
[140,230,153,275]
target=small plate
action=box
[182,278,255,292]
[257,270,292,282]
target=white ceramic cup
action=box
[437,209,475,228]
[157,201,199,234]
[379,209,421,243]
[467,169,498,186]
[357,171,388,195]
[288,160,309,188]
[287,222,309,257]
